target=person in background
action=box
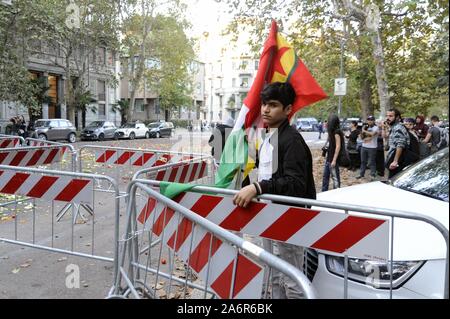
[375,120,385,177]
[322,114,344,191]
[317,120,324,140]
[413,115,429,141]
[422,115,446,154]
[208,117,234,167]
[404,117,421,162]
[356,115,379,181]
[385,108,409,178]
[344,120,360,171]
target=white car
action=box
[115,123,150,140]
[308,148,449,299]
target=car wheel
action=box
[98,133,105,141]
[129,132,135,140]
[156,132,160,138]
[145,132,150,139]
[68,133,76,143]
[38,133,47,140]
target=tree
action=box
[223,0,449,119]
[119,0,193,121]
[0,0,121,125]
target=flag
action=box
[160,20,327,198]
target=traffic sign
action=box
[334,78,347,96]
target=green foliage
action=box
[223,0,449,119]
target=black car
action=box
[147,121,174,138]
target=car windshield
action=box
[301,121,310,126]
[87,121,104,127]
[391,148,449,202]
[121,123,135,128]
[148,123,159,128]
[35,120,51,127]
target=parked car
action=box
[341,117,362,133]
[115,123,149,140]
[306,147,449,298]
[80,121,117,141]
[147,121,174,138]
[297,117,318,131]
[31,119,77,143]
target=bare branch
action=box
[381,10,409,17]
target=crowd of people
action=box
[336,112,448,183]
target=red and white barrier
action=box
[0,170,93,204]
[139,192,390,262]
[154,160,208,183]
[0,148,63,167]
[0,138,20,149]
[95,150,193,168]
[138,194,264,299]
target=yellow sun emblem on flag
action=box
[271,34,296,83]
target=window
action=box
[255,60,259,70]
[239,60,248,70]
[240,77,249,87]
[135,99,145,112]
[98,104,106,116]
[97,80,106,101]
[96,47,105,65]
[50,120,59,127]
[232,78,236,87]
[58,120,68,127]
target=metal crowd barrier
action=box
[0,164,122,287]
[0,134,25,148]
[78,145,211,194]
[109,180,316,299]
[121,180,449,299]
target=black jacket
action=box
[208,124,232,162]
[258,119,316,201]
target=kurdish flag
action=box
[160,20,327,198]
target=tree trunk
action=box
[360,69,373,120]
[65,61,75,124]
[371,29,390,119]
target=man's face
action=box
[261,100,291,128]
[367,119,374,126]
[386,111,396,126]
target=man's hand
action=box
[233,184,258,208]
[389,160,399,170]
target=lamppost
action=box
[337,39,345,118]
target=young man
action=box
[356,115,379,181]
[233,82,316,299]
[422,115,446,154]
[385,108,409,178]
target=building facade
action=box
[0,39,119,129]
[119,58,205,124]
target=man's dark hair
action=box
[351,120,358,126]
[260,82,296,108]
[431,115,440,122]
[388,108,402,120]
